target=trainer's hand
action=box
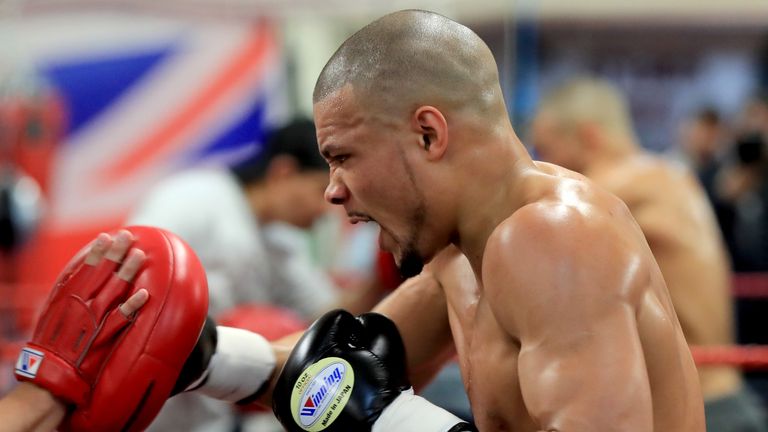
[16,226,210,432]
[84,232,149,317]
[15,229,150,406]
[119,288,149,317]
[2,230,150,432]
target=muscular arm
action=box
[485,204,653,431]
[373,270,455,390]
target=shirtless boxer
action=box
[274,9,703,430]
[530,78,766,432]
[1,10,704,432]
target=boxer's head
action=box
[232,118,329,229]
[532,77,637,173]
[313,10,509,277]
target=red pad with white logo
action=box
[15,225,209,432]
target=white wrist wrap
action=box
[187,326,276,402]
[372,388,465,432]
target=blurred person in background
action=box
[127,117,340,432]
[713,93,768,272]
[531,77,766,432]
[715,130,768,272]
[737,93,768,136]
[674,107,740,261]
[716,128,768,408]
[676,107,730,199]
[129,118,337,319]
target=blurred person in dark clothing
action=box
[716,129,768,417]
[678,108,730,196]
[675,108,741,261]
[716,131,768,272]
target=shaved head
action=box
[314,9,507,121]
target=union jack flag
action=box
[5,13,288,312]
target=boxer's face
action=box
[315,87,430,278]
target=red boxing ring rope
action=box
[732,273,768,299]
[691,345,768,370]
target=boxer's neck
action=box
[452,131,535,271]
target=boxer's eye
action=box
[331,154,349,165]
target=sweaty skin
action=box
[313,83,704,429]
[584,155,739,399]
[3,11,705,432]
[375,163,704,432]
[531,78,739,401]
[309,10,704,431]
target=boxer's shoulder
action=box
[490,197,615,248]
[485,200,640,291]
[483,204,647,341]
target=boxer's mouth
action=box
[347,212,375,225]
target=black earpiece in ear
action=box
[424,135,431,150]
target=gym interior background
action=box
[1,0,767,416]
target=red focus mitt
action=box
[15,225,209,432]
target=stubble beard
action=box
[396,203,427,279]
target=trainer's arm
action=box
[485,207,654,431]
[0,383,65,432]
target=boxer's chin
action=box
[397,248,424,279]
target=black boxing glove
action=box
[272,309,476,432]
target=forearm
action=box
[0,383,66,432]
[372,274,454,390]
[256,331,304,407]
[333,275,391,316]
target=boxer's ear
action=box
[412,106,448,161]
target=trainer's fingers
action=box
[83,233,113,266]
[104,229,134,263]
[117,249,146,282]
[119,288,149,318]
